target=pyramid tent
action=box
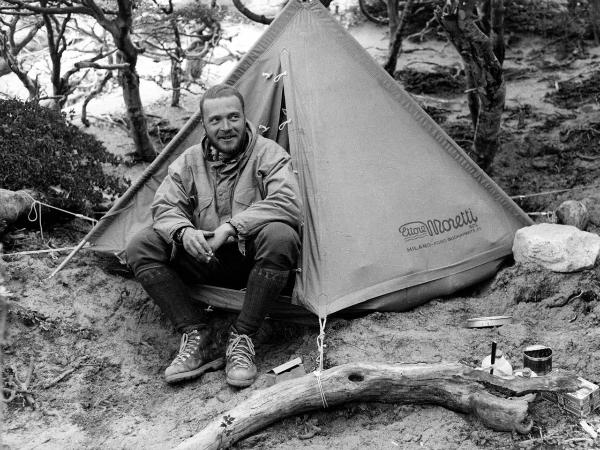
[79,0,532,318]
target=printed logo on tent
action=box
[399,209,482,253]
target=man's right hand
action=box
[181,228,215,263]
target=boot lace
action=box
[226,333,255,368]
[172,330,202,364]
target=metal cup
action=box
[523,345,552,376]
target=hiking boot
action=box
[164,328,224,384]
[225,328,257,388]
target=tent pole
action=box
[47,237,89,279]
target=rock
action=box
[216,389,233,403]
[581,196,600,226]
[0,189,36,235]
[512,223,600,272]
[555,200,589,230]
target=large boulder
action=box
[512,223,600,272]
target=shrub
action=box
[0,99,126,215]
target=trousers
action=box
[126,222,300,334]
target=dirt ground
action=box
[4,4,600,450]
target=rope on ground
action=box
[22,192,97,245]
[313,316,328,409]
[24,193,98,224]
[526,211,557,222]
[1,246,81,257]
[510,184,598,201]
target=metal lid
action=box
[465,315,513,328]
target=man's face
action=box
[202,95,246,157]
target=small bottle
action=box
[481,350,513,376]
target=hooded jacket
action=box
[152,122,302,250]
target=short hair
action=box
[200,84,245,120]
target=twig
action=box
[562,438,593,445]
[43,367,78,389]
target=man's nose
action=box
[221,119,233,131]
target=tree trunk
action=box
[106,0,156,162]
[0,60,11,78]
[437,0,505,172]
[590,0,600,44]
[170,58,181,107]
[387,0,399,54]
[120,67,155,161]
[170,20,183,107]
[174,362,579,450]
[384,0,415,75]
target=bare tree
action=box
[0,12,43,98]
[0,8,42,78]
[436,0,505,172]
[135,1,222,107]
[40,5,116,109]
[1,0,156,162]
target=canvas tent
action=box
[68,0,532,318]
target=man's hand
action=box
[206,222,237,253]
[182,228,215,263]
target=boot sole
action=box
[165,357,225,384]
[226,375,256,388]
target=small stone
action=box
[513,223,600,272]
[555,200,589,230]
[216,389,232,403]
[531,158,550,169]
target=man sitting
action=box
[126,84,301,388]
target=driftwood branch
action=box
[174,362,579,450]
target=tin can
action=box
[523,345,552,376]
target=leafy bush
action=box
[0,99,126,214]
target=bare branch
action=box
[81,70,112,126]
[74,61,129,69]
[63,47,117,79]
[14,19,43,52]
[2,0,92,15]
[150,0,173,14]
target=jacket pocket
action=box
[192,196,214,228]
[233,188,259,208]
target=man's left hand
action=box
[206,222,237,253]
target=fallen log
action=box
[0,189,36,235]
[174,362,579,450]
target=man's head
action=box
[200,85,246,158]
